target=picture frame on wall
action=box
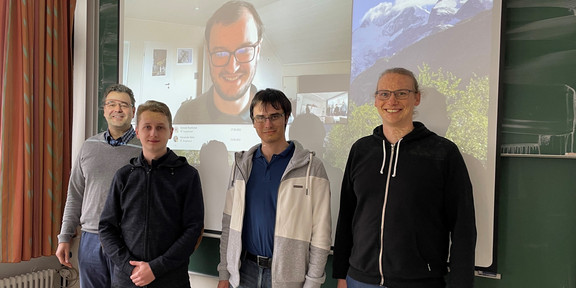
[177,48,193,65]
[152,49,167,76]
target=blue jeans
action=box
[347,275,387,288]
[78,232,115,288]
[237,258,272,288]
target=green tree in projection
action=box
[417,64,489,163]
[447,74,489,163]
[325,102,382,171]
[325,64,489,171]
[173,150,200,165]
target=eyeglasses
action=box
[209,43,259,67]
[374,89,416,101]
[104,101,132,109]
[253,113,285,123]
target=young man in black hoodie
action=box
[99,100,204,288]
[333,68,476,288]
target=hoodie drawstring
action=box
[379,138,402,177]
[379,141,386,174]
[392,138,402,177]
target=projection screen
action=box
[121,0,501,271]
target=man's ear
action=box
[414,91,421,106]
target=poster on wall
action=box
[500,2,576,158]
[152,49,166,76]
[177,48,193,65]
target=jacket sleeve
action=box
[446,147,477,288]
[98,171,135,277]
[148,169,205,277]
[304,159,332,288]
[332,147,357,279]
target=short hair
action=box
[136,100,173,128]
[378,67,420,93]
[205,1,264,46]
[102,84,136,107]
[249,88,292,126]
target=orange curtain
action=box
[0,0,74,262]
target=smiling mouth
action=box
[222,74,242,81]
[386,109,400,113]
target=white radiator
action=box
[0,269,57,288]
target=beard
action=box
[214,80,252,102]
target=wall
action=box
[123,18,204,116]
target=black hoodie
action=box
[99,148,204,288]
[333,122,476,288]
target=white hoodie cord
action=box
[379,139,402,177]
[392,138,402,177]
[379,141,386,174]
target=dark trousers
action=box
[78,231,115,288]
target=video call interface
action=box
[123,0,500,268]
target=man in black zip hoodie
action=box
[99,100,204,288]
[333,68,476,288]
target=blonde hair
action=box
[378,67,419,92]
[136,100,173,128]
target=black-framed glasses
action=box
[104,101,132,109]
[374,89,415,101]
[209,43,259,67]
[253,113,284,123]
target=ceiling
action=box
[123,0,353,65]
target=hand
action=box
[55,242,73,268]
[129,261,155,287]
[337,279,348,288]
[217,280,230,288]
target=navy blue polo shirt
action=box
[242,141,295,258]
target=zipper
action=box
[379,142,395,286]
[144,167,151,261]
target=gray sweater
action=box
[58,132,141,242]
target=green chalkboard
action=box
[97,0,120,133]
[475,157,576,288]
[99,1,576,288]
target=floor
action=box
[189,272,219,287]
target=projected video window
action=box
[296,92,348,124]
[122,0,502,272]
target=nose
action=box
[387,93,400,103]
[224,55,240,72]
[263,117,276,128]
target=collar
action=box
[254,141,295,160]
[104,126,136,146]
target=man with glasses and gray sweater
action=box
[56,84,141,288]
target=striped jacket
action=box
[218,140,332,288]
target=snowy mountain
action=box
[351,0,493,79]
